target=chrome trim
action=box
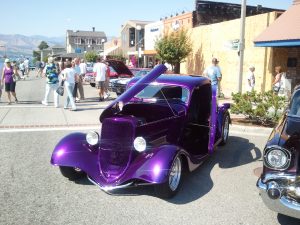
[263,145,292,171]
[262,173,296,183]
[257,176,300,219]
[87,176,133,191]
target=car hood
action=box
[106,60,133,76]
[100,64,167,122]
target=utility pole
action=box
[238,0,246,93]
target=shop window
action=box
[287,58,298,67]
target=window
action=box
[290,90,300,116]
[96,39,103,45]
[74,37,81,45]
[129,27,135,47]
[85,38,92,45]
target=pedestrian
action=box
[41,57,59,107]
[272,66,286,95]
[247,66,255,92]
[19,61,26,79]
[37,61,44,77]
[24,58,30,76]
[203,57,222,96]
[1,59,19,104]
[104,62,110,99]
[61,61,77,111]
[78,58,86,100]
[72,58,81,102]
[93,57,107,101]
[0,78,3,102]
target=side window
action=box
[290,91,300,116]
[187,84,212,124]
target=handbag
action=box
[273,85,280,93]
[56,81,64,96]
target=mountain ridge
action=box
[0,33,65,57]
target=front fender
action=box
[121,145,181,184]
[50,132,99,179]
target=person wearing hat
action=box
[247,66,255,92]
[203,58,222,96]
[1,58,19,104]
[41,57,59,107]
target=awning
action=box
[254,3,300,47]
[143,50,157,55]
[100,45,120,56]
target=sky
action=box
[1,0,293,37]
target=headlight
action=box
[86,131,99,146]
[134,137,146,152]
[264,146,291,170]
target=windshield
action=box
[133,84,189,104]
[290,91,300,117]
[135,70,149,77]
[109,66,117,73]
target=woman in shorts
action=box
[1,58,18,104]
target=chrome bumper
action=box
[87,176,133,192]
[257,175,300,219]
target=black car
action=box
[257,86,300,219]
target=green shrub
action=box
[231,91,287,125]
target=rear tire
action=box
[154,155,182,199]
[219,112,230,146]
[59,166,85,181]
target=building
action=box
[120,20,152,67]
[193,0,283,27]
[163,12,193,35]
[66,28,107,54]
[102,38,122,58]
[254,0,300,91]
[144,21,164,67]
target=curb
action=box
[230,124,273,134]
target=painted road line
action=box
[0,126,100,133]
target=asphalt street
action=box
[0,72,299,225]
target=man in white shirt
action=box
[93,57,107,101]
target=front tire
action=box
[59,166,86,181]
[219,112,230,146]
[154,155,182,199]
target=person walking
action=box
[247,66,255,92]
[1,59,18,104]
[19,61,26,79]
[78,58,86,100]
[41,57,59,107]
[93,57,107,101]
[203,58,222,96]
[72,58,81,102]
[24,58,30,77]
[62,62,77,111]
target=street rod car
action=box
[257,86,300,219]
[51,65,231,198]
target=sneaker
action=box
[41,101,48,106]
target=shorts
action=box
[97,81,105,89]
[5,82,16,92]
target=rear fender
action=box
[50,133,99,178]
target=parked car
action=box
[110,68,151,96]
[257,86,300,219]
[85,60,132,88]
[50,65,231,198]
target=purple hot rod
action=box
[257,86,300,219]
[51,65,231,198]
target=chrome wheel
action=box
[169,156,182,191]
[223,115,229,142]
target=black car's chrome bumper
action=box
[257,173,300,219]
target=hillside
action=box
[0,34,65,57]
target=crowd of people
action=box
[0,56,111,109]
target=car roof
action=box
[129,74,210,90]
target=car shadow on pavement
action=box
[81,136,262,201]
[277,213,300,225]
[168,135,262,204]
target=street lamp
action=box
[136,25,142,68]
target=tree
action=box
[155,29,192,73]
[33,50,41,61]
[85,51,98,63]
[38,41,49,50]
